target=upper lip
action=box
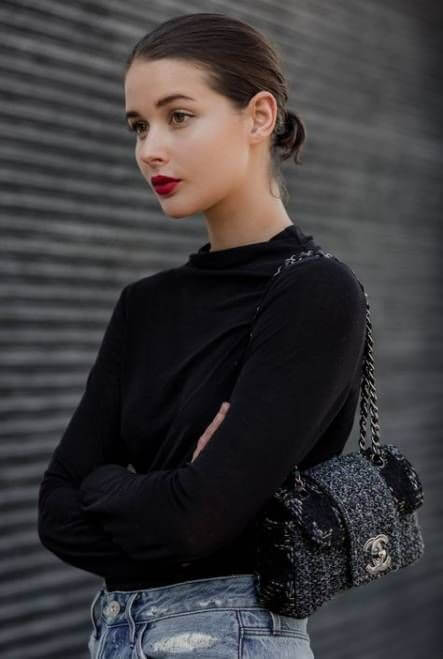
[151,175,181,186]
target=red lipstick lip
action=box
[153,179,182,197]
[151,175,181,185]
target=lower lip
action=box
[153,180,182,196]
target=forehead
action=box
[124,58,212,104]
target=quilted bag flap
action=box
[275,476,346,550]
[301,453,400,585]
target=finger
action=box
[196,402,231,449]
[201,411,226,439]
[204,407,227,433]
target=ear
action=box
[247,91,278,145]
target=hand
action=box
[190,402,230,463]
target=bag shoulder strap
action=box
[247,248,340,339]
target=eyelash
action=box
[127,110,193,136]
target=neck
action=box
[203,185,294,252]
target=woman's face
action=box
[124,57,254,219]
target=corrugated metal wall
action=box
[1,1,440,657]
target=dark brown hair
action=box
[124,12,307,202]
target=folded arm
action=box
[37,285,166,577]
[79,258,367,562]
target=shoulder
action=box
[245,251,368,368]
[271,251,365,303]
[105,267,182,326]
[120,266,180,307]
[127,265,179,294]
[259,251,367,330]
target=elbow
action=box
[37,481,65,553]
[37,507,57,553]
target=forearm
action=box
[79,464,195,562]
[37,285,138,576]
[38,482,136,577]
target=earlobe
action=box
[246,116,261,146]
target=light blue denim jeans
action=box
[88,573,314,658]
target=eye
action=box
[169,110,193,126]
[127,121,146,136]
[126,111,193,137]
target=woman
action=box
[38,12,367,658]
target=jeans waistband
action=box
[91,573,275,628]
[89,573,310,650]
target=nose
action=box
[138,128,168,167]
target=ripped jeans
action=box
[88,573,314,658]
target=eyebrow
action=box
[125,94,197,119]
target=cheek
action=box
[186,121,249,186]
[132,117,249,209]
[134,148,146,176]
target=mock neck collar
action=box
[186,223,314,269]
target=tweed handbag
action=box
[244,247,425,619]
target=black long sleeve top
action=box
[37,223,367,591]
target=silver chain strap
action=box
[243,247,383,493]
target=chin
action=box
[161,195,210,219]
[160,203,196,219]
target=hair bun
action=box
[275,109,307,165]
